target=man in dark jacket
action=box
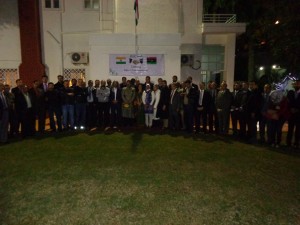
[45,82,62,132]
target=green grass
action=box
[0,130,300,225]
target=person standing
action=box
[121,80,136,127]
[181,79,197,133]
[86,80,97,130]
[286,80,300,149]
[0,83,9,144]
[216,82,233,135]
[159,80,170,130]
[207,81,219,133]
[61,80,75,130]
[96,80,111,130]
[259,84,271,143]
[45,82,62,132]
[142,84,155,128]
[195,82,211,134]
[247,81,263,143]
[37,75,49,133]
[15,85,35,138]
[29,80,45,134]
[74,79,87,130]
[169,82,180,130]
[109,81,122,129]
[3,84,16,137]
[11,79,23,135]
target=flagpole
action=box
[135,21,138,54]
[134,0,139,54]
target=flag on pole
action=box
[134,0,139,26]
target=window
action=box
[84,0,99,10]
[201,45,225,72]
[45,0,60,9]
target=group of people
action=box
[0,74,299,150]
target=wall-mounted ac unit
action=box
[71,52,89,64]
[181,54,194,66]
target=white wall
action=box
[0,0,21,69]
[89,33,181,84]
[38,0,244,86]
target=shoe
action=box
[104,127,110,131]
[113,126,117,129]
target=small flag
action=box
[134,0,139,26]
[116,56,126,64]
[147,57,157,64]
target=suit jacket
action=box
[0,94,8,120]
[216,89,233,111]
[110,87,122,104]
[185,86,198,108]
[196,89,211,111]
[15,92,34,114]
[169,90,181,112]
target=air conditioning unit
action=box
[71,52,89,64]
[181,54,194,66]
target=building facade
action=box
[0,0,245,89]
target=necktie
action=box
[199,90,203,105]
[170,90,175,104]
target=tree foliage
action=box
[204,0,300,79]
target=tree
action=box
[204,0,300,81]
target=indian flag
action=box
[147,57,157,64]
[134,0,139,26]
[116,56,126,64]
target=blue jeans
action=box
[75,103,86,127]
[62,104,74,129]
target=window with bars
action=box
[0,69,19,87]
[63,68,86,82]
[45,0,61,9]
[84,0,100,10]
[201,45,225,72]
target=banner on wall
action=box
[109,54,164,76]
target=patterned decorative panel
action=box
[0,69,19,87]
[63,68,86,82]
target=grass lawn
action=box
[0,130,299,225]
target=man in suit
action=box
[0,83,9,144]
[110,81,122,129]
[15,85,36,138]
[207,81,219,133]
[286,80,300,149]
[11,78,23,135]
[45,82,62,132]
[216,82,233,135]
[231,82,242,136]
[86,80,97,130]
[187,76,199,91]
[96,80,111,130]
[29,79,45,133]
[181,79,198,133]
[169,82,181,130]
[195,82,211,134]
[247,80,263,143]
[74,78,87,130]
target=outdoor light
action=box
[259,66,264,71]
[275,20,280,24]
[272,65,277,69]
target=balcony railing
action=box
[203,14,236,23]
